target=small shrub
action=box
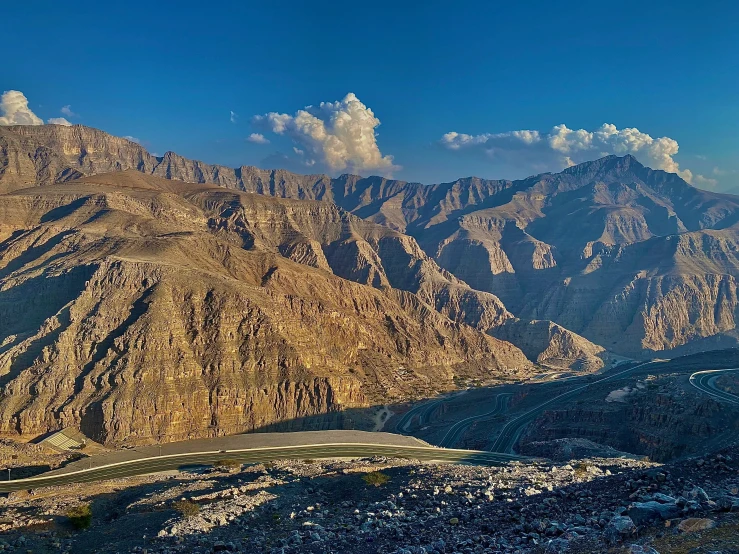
[67,504,92,530]
[173,499,200,518]
[362,471,390,487]
[573,462,589,477]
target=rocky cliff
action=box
[0,173,532,444]
[12,124,739,359]
[489,318,605,371]
[518,374,739,461]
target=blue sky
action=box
[3,0,738,189]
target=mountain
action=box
[9,123,739,358]
[0,171,534,444]
[0,124,607,369]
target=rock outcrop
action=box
[489,319,604,371]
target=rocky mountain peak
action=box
[4,123,739,360]
[559,153,647,185]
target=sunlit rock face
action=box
[0,171,531,444]
[5,124,739,361]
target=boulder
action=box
[628,502,680,526]
[604,516,636,543]
[715,496,739,512]
[677,518,716,533]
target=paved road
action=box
[394,392,465,434]
[0,443,528,493]
[690,368,739,405]
[439,393,512,448]
[490,361,654,454]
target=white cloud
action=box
[252,92,399,176]
[713,167,739,177]
[441,130,542,151]
[123,136,141,144]
[0,90,43,126]
[47,117,72,126]
[61,105,77,117]
[694,174,718,189]
[247,133,270,144]
[441,123,697,183]
[230,111,238,124]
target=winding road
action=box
[5,363,738,493]
[490,361,653,453]
[439,393,512,448]
[394,391,465,434]
[689,368,739,405]
[0,442,527,493]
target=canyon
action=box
[3,123,739,445]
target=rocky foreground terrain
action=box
[1,447,738,553]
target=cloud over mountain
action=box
[0,90,43,126]
[441,123,711,184]
[252,93,399,176]
[1,91,78,128]
[47,117,72,126]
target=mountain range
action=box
[2,123,739,443]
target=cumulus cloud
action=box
[47,117,72,126]
[252,93,399,175]
[0,90,43,126]
[247,133,269,144]
[1,91,85,129]
[441,123,701,183]
[123,136,141,144]
[230,110,238,124]
[61,105,76,117]
[693,174,718,189]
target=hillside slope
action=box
[8,124,735,357]
[0,173,533,444]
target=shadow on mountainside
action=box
[4,350,739,483]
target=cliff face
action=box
[519,382,737,462]
[189,188,513,331]
[0,173,531,444]
[11,124,739,359]
[489,319,605,371]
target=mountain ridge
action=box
[5,123,739,358]
[0,172,536,443]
